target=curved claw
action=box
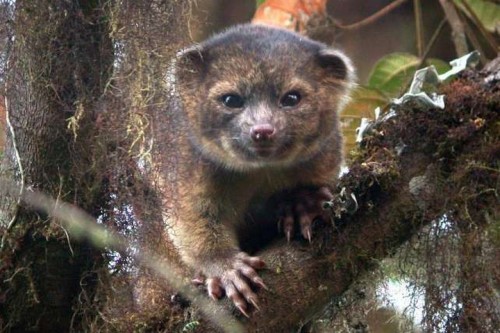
[276,186,334,242]
[248,297,261,312]
[192,277,205,286]
[202,251,266,316]
[207,277,223,300]
[303,227,312,243]
[237,304,250,318]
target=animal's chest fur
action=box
[201,169,297,251]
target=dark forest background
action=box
[0,1,498,332]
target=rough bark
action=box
[0,1,112,331]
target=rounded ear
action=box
[316,48,355,83]
[174,45,207,84]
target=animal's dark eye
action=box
[280,91,301,108]
[220,94,245,108]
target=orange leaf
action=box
[252,0,327,33]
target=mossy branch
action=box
[215,69,499,331]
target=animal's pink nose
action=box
[250,124,276,142]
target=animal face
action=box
[175,24,354,171]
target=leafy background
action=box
[187,0,498,153]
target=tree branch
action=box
[439,0,469,56]
[241,141,435,331]
[333,0,408,31]
[205,69,499,332]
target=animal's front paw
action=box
[277,186,333,242]
[194,251,267,317]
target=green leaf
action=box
[368,53,421,96]
[454,0,500,33]
[341,86,389,153]
[367,53,451,97]
[426,58,452,76]
[343,86,389,119]
[256,0,266,7]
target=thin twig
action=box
[420,18,448,65]
[439,0,468,56]
[413,0,424,57]
[333,0,408,31]
[460,10,489,64]
[401,18,447,94]
[457,0,498,54]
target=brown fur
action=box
[155,24,355,313]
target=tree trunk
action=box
[0,1,112,331]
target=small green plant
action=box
[182,320,200,332]
[341,0,499,153]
